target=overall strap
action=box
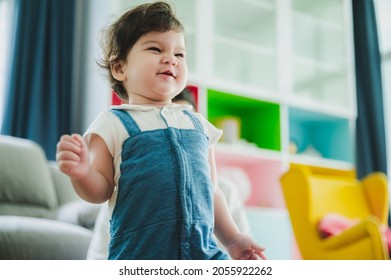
[182,110,204,133]
[109,109,141,135]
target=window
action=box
[0,0,14,131]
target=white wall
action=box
[80,0,114,132]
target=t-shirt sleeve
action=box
[194,112,222,147]
[83,110,127,158]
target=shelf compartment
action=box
[213,0,276,89]
[292,0,344,23]
[292,58,349,107]
[214,0,276,47]
[213,40,276,90]
[293,15,345,66]
[208,89,281,151]
[288,107,353,163]
[215,149,285,208]
[291,0,349,108]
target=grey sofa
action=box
[0,135,100,259]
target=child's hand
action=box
[56,134,90,180]
[224,233,267,260]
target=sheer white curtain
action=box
[0,0,14,131]
[374,0,391,213]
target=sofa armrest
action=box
[0,216,92,260]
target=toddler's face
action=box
[119,30,188,105]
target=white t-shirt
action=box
[83,103,222,217]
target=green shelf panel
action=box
[207,89,281,151]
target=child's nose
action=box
[162,54,178,65]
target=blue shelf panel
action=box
[288,107,353,163]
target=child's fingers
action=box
[58,159,78,169]
[237,252,251,260]
[71,133,84,146]
[250,242,267,260]
[57,150,81,162]
[257,251,267,260]
[58,134,79,147]
[57,135,82,153]
[251,242,265,253]
[57,159,80,175]
[57,141,81,155]
[241,251,267,260]
[56,147,82,172]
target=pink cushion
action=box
[385,228,391,251]
[318,213,391,253]
[318,213,358,238]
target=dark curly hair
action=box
[98,1,184,101]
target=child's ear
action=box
[111,61,126,81]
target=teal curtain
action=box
[352,0,389,225]
[353,0,387,177]
[1,0,76,160]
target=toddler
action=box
[56,1,266,260]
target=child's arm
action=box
[209,148,267,260]
[56,133,114,204]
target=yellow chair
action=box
[280,165,389,260]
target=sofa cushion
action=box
[0,136,57,218]
[0,216,92,260]
[56,201,101,230]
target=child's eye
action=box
[175,53,185,59]
[148,47,161,53]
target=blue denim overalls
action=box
[108,108,230,260]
